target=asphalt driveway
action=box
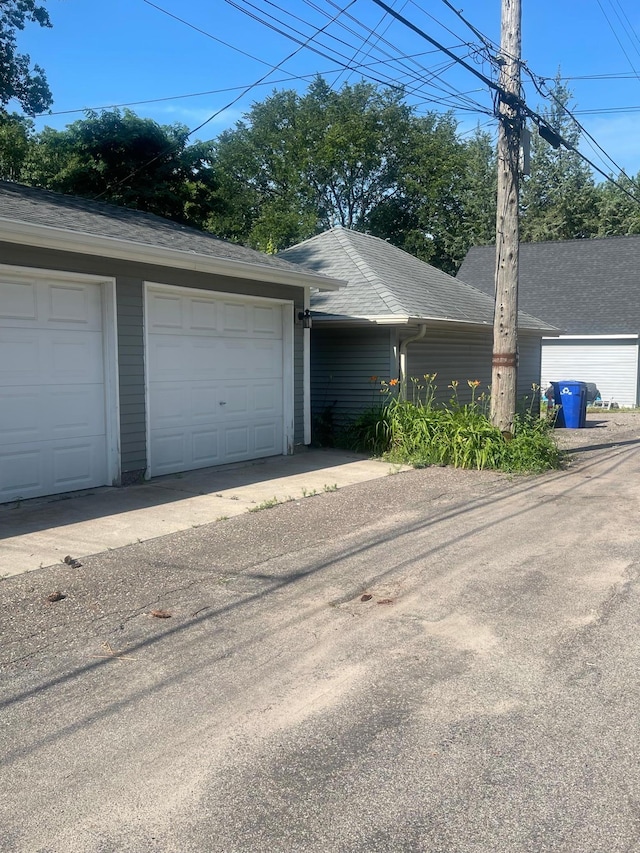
[2,414,640,852]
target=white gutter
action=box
[0,216,344,291]
[399,323,427,389]
[311,314,558,334]
[544,334,639,340]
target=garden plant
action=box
[344,374,562,474]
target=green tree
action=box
[597,172,640,236]
[0,111,33,180]
[209,77,416,251]
[460,126,497,248]
[24,109,223,227]
[0,0,52,114]
[520,76,599,242]
[210,78,495,271]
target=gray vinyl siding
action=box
[311,326,395,430]
[116,278,146,479]
[541,337,639,407]
[406,328,543,409]
[517,332,543,406]
[406,329,493,406]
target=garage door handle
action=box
[219,401,227,405]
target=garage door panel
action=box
[192,429,220,466]
[254,423,278,453]
[0,279,37,320]
[0,328,104,386]
[254,306,281,335]
[0,333,41,385]
[0,275,110,502]
[254,382,282,414]
[0,390,41,444]
[0,436,107,501]
[224,426,249,456]
[252,341,283,377]
[191,385,219,421]
[151,383,187,425]
[190,298,218,331]
[50,335,104,383]
[219,385,248,416]
[222,302,249,333]
[151,431,188,474]
[0,384,106,445]
[147,287,286,476]
[48,283,93,325]
[0,448,41,498]
[148,293,183,330]
[48,385,106,439]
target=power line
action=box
[595,0,640,83]
[370,0,640,204]
[94,0,359,200]
[225,0,492,114]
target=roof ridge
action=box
[468,233,640,251]
[333,229,408,314]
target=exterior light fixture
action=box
[298,309,312,329]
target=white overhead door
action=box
[147,286,286,477]
[541,337,639,407]
[0,271,110,503]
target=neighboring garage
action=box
[458,236,640,407]
[540,336,639,408]
[0,181,340,504]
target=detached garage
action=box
[459,237,640,408]
[0,182,340,503]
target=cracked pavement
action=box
[2,414,640,852]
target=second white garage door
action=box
[146,285,288,477]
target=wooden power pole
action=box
[490,0,522,434]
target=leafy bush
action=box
[344,374,561,474]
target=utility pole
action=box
[490,0,522,434]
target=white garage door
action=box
[0,271,110,503]
[541,337,639,407]
[147,286,286,477]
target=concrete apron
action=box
[0,449,407,578]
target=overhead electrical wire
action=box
[595,0,640,82]
[97,0,640,206]
[223,0,491,114]
[94,0,359,199]
[369,0,640,204]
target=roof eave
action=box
[312,312,556,334]
[0,217,344,291]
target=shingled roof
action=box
[0,181,339,288]
[458,236,640,335]
[280,228,556,332]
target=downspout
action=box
[303,286,312,445]
[399,324,427,396]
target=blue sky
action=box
[15,0,640,178]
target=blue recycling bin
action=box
[551,381,587,429]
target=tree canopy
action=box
[520,78,599,242]
[0,0,52,115]
[21,109,224,226]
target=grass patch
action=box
[343,376,562,474]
